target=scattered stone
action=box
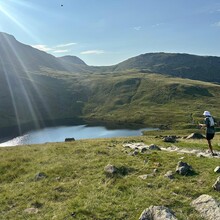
[139,205,177,220]
[35,172,47,181]
[141,147,148,153]
[164,171,174,179]
[133,149,139,155]
[176,161,193,175]
[147,183,153,188]
[191,194,220,220]
[123,142,147,151]
[65,138,75,142]
[24,208,39,214]
[214,166,220,173]
[148,144,161,151]
[186,133,205,139]
[213,176,220,191]
[163,136,176,143]
[104,164,117,175]
[153,168,158,173]
[154,162,162,167]
[139,174,154,180]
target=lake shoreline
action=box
[0,117,153,143]
[0,124,157,147]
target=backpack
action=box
[208,117,215,127]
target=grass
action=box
[0,133,220,219]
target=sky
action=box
[0,0,220,66]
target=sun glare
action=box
[0,1,54,131]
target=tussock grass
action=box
[0,134,220,219]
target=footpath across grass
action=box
[0,133,220,219]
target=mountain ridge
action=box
[1,32,220,138]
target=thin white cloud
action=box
[31,42,76,53]
[134,26,142,31]
[31,44,53,52]
[53,49,69,53]
[81,50,104,55]
[212,21,220,27]
[55,42,77,48]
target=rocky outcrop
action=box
[139,206,177,220]
[176,161,193,175]
[186,133,205,139]
[123,143,161,153]
[191,194,220,220]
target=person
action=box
[199,111,217,156]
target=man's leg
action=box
[207,139,214,154]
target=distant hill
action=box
[113,53,220,83]
[0,32,88,73]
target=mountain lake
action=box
[0,125,157,147]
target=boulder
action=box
[139,205,177,220]
[214,166,220,173]
[65,138,75,142]
[186,133,205,139]
[163,136,176,143]
[191,194,220,220]
[176,161,193,175]
[148,144,161,151]
[213,176,220,191]
[104,164,117,175]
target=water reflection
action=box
[0,125,156,147]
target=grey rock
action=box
[24,208,39,214]
[163,136,176,143]
[186,133,205,139]
[65,138,75,142]
[104,164,117,174]
[164,171,174,179]
[214,166,220,173]
[141,147,148,153]
[191,194,220,220]
[139,205,177,220]
[139,174,154,180]
[213,176,220,191]
[148,144,161,151]
[176,161,193,175]
[35,172,47,181]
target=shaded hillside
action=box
[112,53,220,83]
[0,32,88,73]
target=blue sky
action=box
[1,0,220,66]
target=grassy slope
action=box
[82,71,220,129]
[1,68,220,132]
[0,133,220,219]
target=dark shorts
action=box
[206,133,215,140]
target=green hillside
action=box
[81,71,220,129]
